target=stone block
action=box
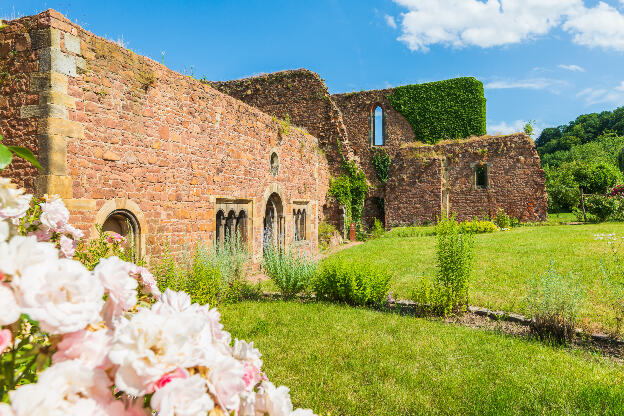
[30,72,69,94]
[39,47,77,77]
[35,174,72,198]
[64,198,96,211]
[20,104,68,119]
[63,33,81,54]
[39,118,84,139]
[102,150,121,161]
[30,28,61,50]
[38,134,67,175]
[39,90,76,108]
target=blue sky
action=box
[4,0,624,137]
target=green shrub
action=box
[413,215,474,315]
[493,209,518,229]
[370,218,385,239]
[371,148,391,183]
[154,238,255,305]
[314,257,391,306]
[388,77,486,144]
[584,195,619,222]
[459,219,498,234]
[263,245,317,299]
[524,265,584,343]
[383,226,436,238]
[318,220,338,250]
[328,159,368,226]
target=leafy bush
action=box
[383,226,436,238]
[263,245,317,299]
[524,265,584,343]
[370,218,385,239]
[314,257,391,306]
[371,148,391,183]
[388,77,486,144]
[493,209,518,229]
[328,160,368,225]
[318,220,338,250]
[459,219,498,234]
[154,238,254,305]
[413,215,474,315]
[584,195,619,222]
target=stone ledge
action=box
[64,198,96,211]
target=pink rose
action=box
[0,329,12,354]
[52,329,112,369]
[59,235,76,259]
[39,196,70,232]
[148,367,189,393]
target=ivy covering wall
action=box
[388,77,486,144]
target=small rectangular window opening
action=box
[374,106,384,146]
[475,165,488,188]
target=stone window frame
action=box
[270,152,280,177]
[94,199,147,260]
[215,198,252,247]
[471,162,491,190]
[292,201,309,242]
[369,103,386,147]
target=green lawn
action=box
[221,301,624,415]
[329,222,624,332]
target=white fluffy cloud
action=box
[485,78,567,91]
[384,15,397,29]
[488,120,543,138]
[390,0,624,52]
[577,81,624,105]
[558,64,585,72]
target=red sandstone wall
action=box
[0,16,42,192]
[387,134,547,225]
[7,10,330,262]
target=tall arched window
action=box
[372,105,384,146]
[299,209,306,241]
[225,210,236,242]
[216,210,225,245]
[235,210,248,243]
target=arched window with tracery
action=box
[102,209,141,258]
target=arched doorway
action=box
[102,209,141,258]
[263,192,284,251]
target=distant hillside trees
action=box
[537,107,624,212]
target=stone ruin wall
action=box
[387,134,548,226]
[332,89,414,227]
[0,10,330,262]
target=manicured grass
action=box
[329,222,624,332]
[221,301,624,415]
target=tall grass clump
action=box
[262,244,317,299]
[598,233,624,336]
[412,214,474,315]
[314,257,391,306]
[524,265,584,343]
[154,237,254,305]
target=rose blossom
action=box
[254,381,299,416]
[153,288,193,314]
[130,265,161,298]
[150,375,215,416]
[109,307,218,396]
[39,195,70,232]
[0,178,31,220]
[59,235,76,258]
[150,367,189,392]
[9,360,122,416]
[0,329,12,354]
[0,403,14,416]
[52,328,112,369]
[94,257,138,323]
[0,235,57,278]
[15,258,104,334]
[207,354,246,412]
[0,284,20,325]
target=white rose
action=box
[0,284,20,325]
[150,375,215,416]
[109,307,217,396]
[15,258,104,334]
[0,220,11,242]
[59,235,76,259]
[255,381,294,416]
[52,329,112,369]
[39,195,70,232]
[9,360,119,416]
[0,178,31,220]
[0,235,57,278]
[206,354,246,412]
[93,257,138,323]
[153,289,193,314]
[0,402,14,416]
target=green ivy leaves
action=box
[371,148,391,184]
[0,135,42,170]
[388,77,486,144]
[328,160,368,226]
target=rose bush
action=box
[0,177,314,416]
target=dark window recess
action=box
[475,165,488,188]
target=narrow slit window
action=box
[475,165,489,189]
[373,106,384,146]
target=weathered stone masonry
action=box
[1,10,547,263]
[1,10,330,262]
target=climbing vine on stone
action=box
[328,159,368,226]
[371,148,391,184]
